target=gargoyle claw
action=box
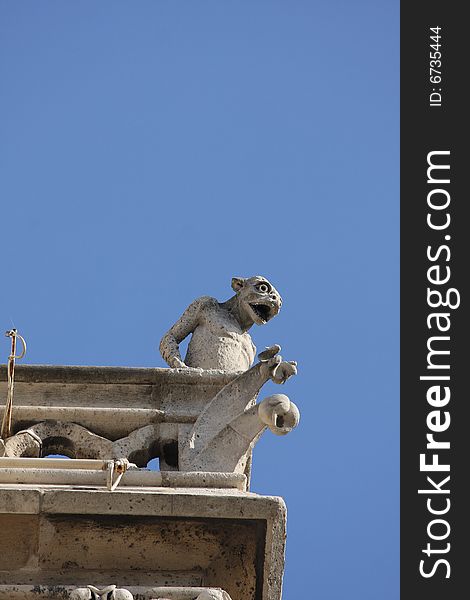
[271,360,298,385]
[169,357,187,369]
[258,345,281,361]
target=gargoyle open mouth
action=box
[249,303,272,323]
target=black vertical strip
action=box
[401,3,468,599]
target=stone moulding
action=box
[0,458,246,490]
[0,364,239,472]
[0,360,299,479]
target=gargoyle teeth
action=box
[249,303,271,322]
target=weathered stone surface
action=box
[0,462,246,490]
[0,366,236,444]
[0,585,232,599]
[4,421,113,459]
[0,488,41,513]
[0,487,285,600]
[194,591,231,600]
[2,430,41,458]
[0,514,39,570]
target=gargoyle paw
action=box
[169,357,188,369]
[271,360,297,384]
[258,344,281,361]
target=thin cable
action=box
[1,329,27,440]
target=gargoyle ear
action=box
[231,277,246,292]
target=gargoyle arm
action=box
[159,296,211,368]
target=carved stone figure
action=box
[103,344,299,474]
[68,587,230,600]
[70,586,133,599]
[179,345,299,472]
[160,276,282,371]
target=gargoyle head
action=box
[231,276,282,326]
[258,393,300,435]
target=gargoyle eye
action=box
[257,283,270,293]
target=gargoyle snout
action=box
[258,394,300,436]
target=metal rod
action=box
[1,329,27,439]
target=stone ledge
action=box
[0,486,285,519]
[0,364,239,385]
[0,465,247,491]
[0,364,243,442]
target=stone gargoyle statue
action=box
[2,276,300,478]
[160,275,283,372]
[160,276,300,473]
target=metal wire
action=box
[1,329,27,440]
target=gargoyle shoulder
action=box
[175,296,219,325]
[193,296,219,313]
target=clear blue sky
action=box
[0,2,399,598]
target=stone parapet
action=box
[0,364,237,440]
